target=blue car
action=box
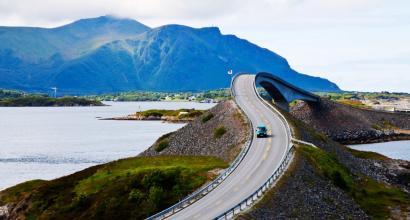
[256,124,268,138]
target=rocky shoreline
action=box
[290,98,410,145]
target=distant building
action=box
[200,98,215,103]
[188,96,196,101]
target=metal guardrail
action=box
[292,138,318,148]
[146,73,254,220]
[213,74,296,220]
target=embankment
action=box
[241,104,410,219]
[290,98,410,144]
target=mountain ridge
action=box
[0,16,341,94]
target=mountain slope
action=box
[0,17,340,94]
[0,15,150,62]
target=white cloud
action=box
[0,0,409,92]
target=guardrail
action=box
[146,73,254,220]
[213,74,295,220]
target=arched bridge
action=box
[255,72,320,111]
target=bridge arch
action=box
[255,72,319,111]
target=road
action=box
[168,74,290,219]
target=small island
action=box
[102,108,206,122]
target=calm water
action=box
[349,140,410,161]
[0,101,215,190]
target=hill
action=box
[290,99,410,144]
[0,16,340,94]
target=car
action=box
[256,124,268,138]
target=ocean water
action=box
[0,101,215,190]
[349,140,410,161]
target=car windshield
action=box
[257,127,266,131]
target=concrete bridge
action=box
[255,72,320,111]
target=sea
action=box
[349,140,410,161]
[0,101,215,190]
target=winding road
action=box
[167,74,291,219]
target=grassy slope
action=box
[0,156,227,220]
[300,145,409,219]
[249,100,409,219]
[283,103,410,219]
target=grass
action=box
[137,109,204,118]
[0,180,46,205]
[201,112,214,123]
[337,99,370,109]
[346,147,389,161]
[299,145,410,219]
[214,126,227,138]
[154,140,169,152]
[0,156,228,220]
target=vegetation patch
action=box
[299,145,410,219]
[0,156,227,220]
[0,179,46,206]
[346,147,389,161]
[0,96,103,107]
[84,89,231,102]
[201,113,214,123]
[137,109,204,119]
[154,140,169,152]
[337,99,370,109]
[214,126,227,138]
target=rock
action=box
[0,205,9,220]
[140,100,250,162]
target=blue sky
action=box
[0,0,409,92]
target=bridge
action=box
[147,72,318,220]
[255,72,320,111]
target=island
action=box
[0,90,104,107]
[102,108,206,122]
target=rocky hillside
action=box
[241,106,410,219]
[290,98,410,144]
[141,100,250,162]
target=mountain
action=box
[0,16,340,94]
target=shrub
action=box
[201,113,214,123]
[331,170,349,190]
[128,189,144,202]
[214,126,227,138]
[155,140,169,152]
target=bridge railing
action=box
[145,73,254,220]
[213,74,296,220]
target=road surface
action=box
[168,74,290,219]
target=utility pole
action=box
[51,87,57,98]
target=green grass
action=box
[201,113,214,123]
[337,99,371,109]
[299,145,410,219]
[214,126,227,138]
[154,140,169,152]
[0,180,46,205]
[346,147,389,161]
[0,156,228,220]
[137,109,204,118]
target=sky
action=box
[1,0,409,92]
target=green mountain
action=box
[0,16,340,94]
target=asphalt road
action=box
[168,74,290,220]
